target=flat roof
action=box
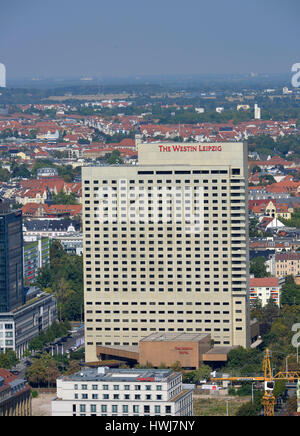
[202,346,237,362]
[60,368,178,383]
[97,345,139,353]
[140,332,210,342]
[204,346,234,355]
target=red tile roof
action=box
[250,278,280,287]
[275,252,300,261]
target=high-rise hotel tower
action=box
[83,141,250,362]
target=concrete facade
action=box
[83,141,250,362]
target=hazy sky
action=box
[0,0,300,79]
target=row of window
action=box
[73,404,171,414]
[75,393,165,401]
[85,301,239,306]
[84,175,241,184]
[75,383,163,391]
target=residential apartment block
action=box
[52,368,193,416]
[249,277,284,307]
[23,237,50,284]
[275,252,300,277]
[82,141,250,362]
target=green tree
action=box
[52,189,77,205]
[105,150,123,165]
[273,380,287,399]
[34,243,83,322]
[250,256,269,278]
[65,360,81,376]
[235,402,261,416]
[0,350,19,369]
[26,359,48,387]
[45,360,61,387]
[0,168,11,182]
[249,217,260,237]
[281,208,300,229]
[281,276,300,305]
[182,365,212,384]
[170,361,183,372]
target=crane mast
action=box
[211,348,299,416]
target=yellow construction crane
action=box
[211,348,300,416]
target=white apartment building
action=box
[51,368,193,416]
[249,277,284,307]
[82,141,250,362]
[254,104,261,120]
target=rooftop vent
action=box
[97,366,109,375]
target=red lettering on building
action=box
[158,144,222,152]
[137,376,155,382]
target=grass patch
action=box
[193,397,251,416]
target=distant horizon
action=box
[4,71,294,89]
[6,71,292,79]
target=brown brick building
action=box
[139,333,212,369]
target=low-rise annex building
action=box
[52,367,193,417]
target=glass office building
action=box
[0,208,24,312]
